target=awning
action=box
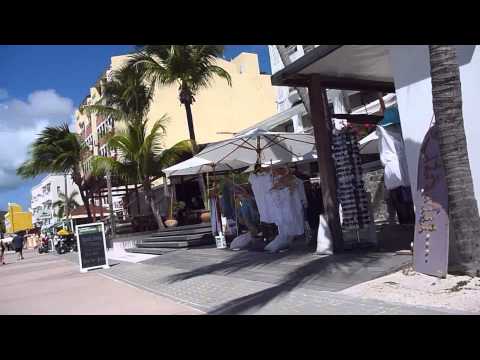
[271,45,395,92]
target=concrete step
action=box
[137,238,214,249]
[143,233,214,243]
[156,222,211,234]
[125,248,178,255]
[149,227,212,238]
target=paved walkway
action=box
[60,249,461,314]
[0,250,202,315]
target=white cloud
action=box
[0,88,8,100]
[0,89,74,130]
[0,89,76,190]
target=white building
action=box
[267,45,315,133]
[31,174,83,229]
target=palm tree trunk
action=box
[184,102,198,153]
[429,45,480,276]
[77,185,92,222]
[183,100,208,208]
[143,180,165,229]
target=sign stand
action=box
[76,222,110,273]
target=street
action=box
[0,250,202,315]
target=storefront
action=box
[271,45,480,277]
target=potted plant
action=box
[165,197,185,228]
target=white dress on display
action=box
[248,172,276,223]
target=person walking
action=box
[0,237,5,265]
[13,231,25,261]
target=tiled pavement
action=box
[59,248,466,314]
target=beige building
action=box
[75,51,277,176]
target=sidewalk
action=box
[0,250,202,315]
[59,249,463,314]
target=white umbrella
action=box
[196,129,316,165]
[162,157,249,178]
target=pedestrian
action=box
[1,238,5,265]
[13,231,25,261]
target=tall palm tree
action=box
[16,124,94,221]
[128,45,232,152]
[81,65,154,125]
[91,117,193,229]
[53,190,81,219]
[429,45,480,276]
[82,65,193,229]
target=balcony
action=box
[98,130,114,147]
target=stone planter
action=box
[200,211,211,223]
[165,219,178,228]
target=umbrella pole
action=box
[213,165,223,236]
[232,172,239,238]
[206,172,210,211]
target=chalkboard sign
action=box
[76,223,109,273]
[413,124,449,278]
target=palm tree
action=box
[82,65,193,229]
[90,117,193,229]
[128,45,232,153]
[81,65,154,125]
[429,45,480,276]
[53,190,81,219]
[17,124,94,221]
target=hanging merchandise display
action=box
[332,127,372,231]
[209,195,222,236]
[249,166,308,252]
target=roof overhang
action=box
[271,45,395,93]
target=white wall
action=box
[388,45,480,207]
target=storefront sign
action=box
[413,125,449,278]
[76,222,109,273]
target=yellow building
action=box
[4,203,33,234]
[75,51,277,176]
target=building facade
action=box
[31,174,83,229]
[74,51,278,178]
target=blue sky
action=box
[0,45,272,210]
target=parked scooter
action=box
[55,235,77,254]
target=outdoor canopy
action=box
[196,129,316,165]
[162,157,249,178]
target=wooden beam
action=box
[309,76,343,252]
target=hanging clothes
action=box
[248,171,276,224]
[220,181,235,220]
[332,128,372,231]
[209,196,222,235]
[376,124,410,190]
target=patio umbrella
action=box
[57,228,71,236]
[162,157,249,178]
[196,129,316,166]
